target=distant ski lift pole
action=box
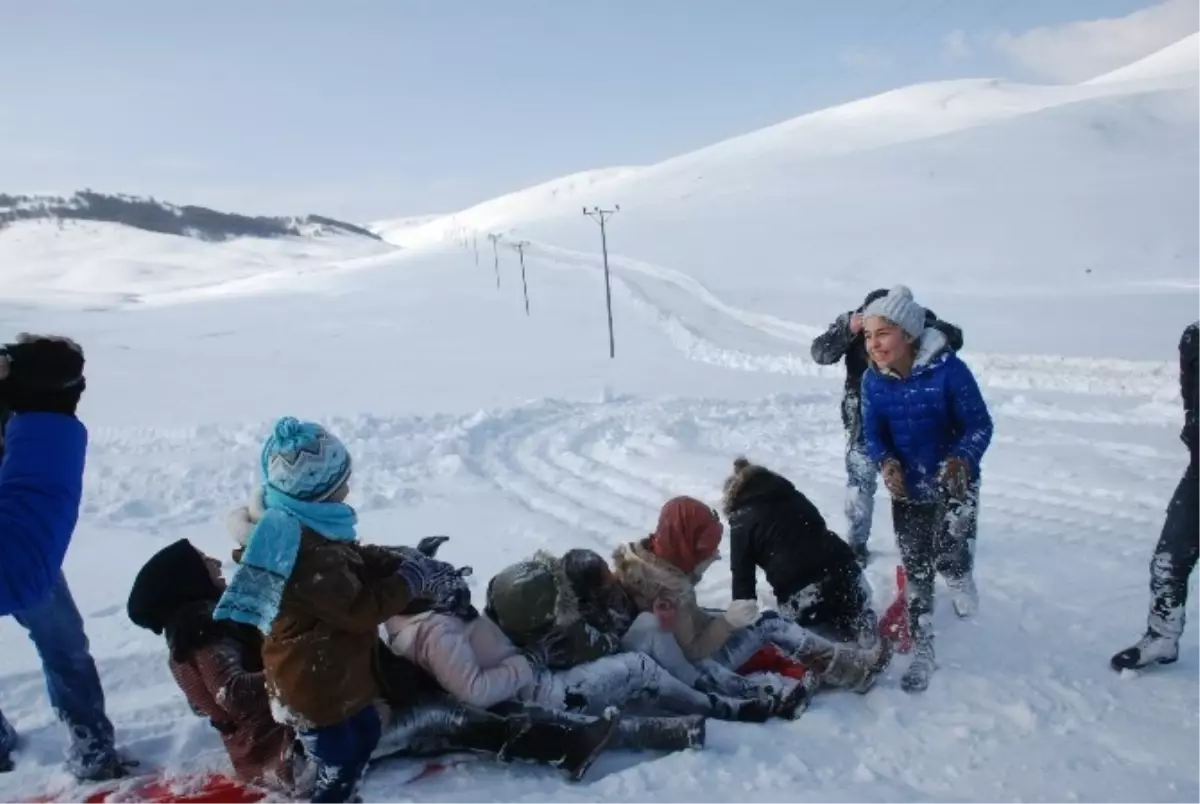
[473,233,479,267]
[487,233,502,289]
[511,240,531,316]
[582,205,620,359]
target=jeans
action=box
[1148,462,1199,640]
[621,612,766,699]
[297,705,382,803]
[708,612,832,672]
[0,572,116,774]
[843,394,878,549]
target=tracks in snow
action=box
[522,240,1178,401]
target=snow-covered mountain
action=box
[0,34,1196,804]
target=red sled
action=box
[877,564,912,654]
[737,643,810,680]
[26,772,267,804]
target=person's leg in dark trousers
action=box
[893,499,939,692]
[298,706,383,803]
[1113,462,1200,670]
[936,484,980,617]
[7,571,121,779]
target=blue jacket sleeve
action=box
[945,357,993,468]
[860,372,893,465]
[0,413,88,615]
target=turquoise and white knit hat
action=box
[862,285,926,339]
[259,416,352,501]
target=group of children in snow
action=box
[117,284,998,802]
[0,285,1194,804]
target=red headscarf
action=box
[648,496,723,575]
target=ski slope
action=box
[0,35,1197,803]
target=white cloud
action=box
[993,0,1198,82]
[839,47,891,71]
[942,29,972,59]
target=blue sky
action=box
[1,0,1194,221]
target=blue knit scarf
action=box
[213,487,358,634]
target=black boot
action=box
[499,710,620,782]
[772,682,810,721]
[1111,630,1180,671]
[708,693,773,723]
[612,715,705,752]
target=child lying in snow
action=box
[613,496,892,693]
[127,538,631,794]
[386,546,803,723]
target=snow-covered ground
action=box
[0,35,1197,803]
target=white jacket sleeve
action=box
[413,617,536,709]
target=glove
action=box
[396,555,470,606]
[724,599,759,629]
[522,629,574,669]
[0,335,86,416]
[939,457,971,499]
[881,459,907,499]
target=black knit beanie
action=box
[127,538,222,635]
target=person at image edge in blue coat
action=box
[859,286,993,694]
[0,334,129,781]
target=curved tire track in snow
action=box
[525,241,1178,401]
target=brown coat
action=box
[169,637,298,791]
[611,539,734,662]
[258,531,415,728]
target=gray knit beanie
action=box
[862,285,926,339]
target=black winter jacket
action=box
[811,306,964,438]
[1181,322,1198,465]
[724,463,866,632]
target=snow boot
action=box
[901,639,935,693]
[1111,630,1180,671]
[947,574,979,619]
[613,715,705,752]
[499,709,620,782]
[816,638,893,694]
[772,681,811,721]
[708,693,774,723]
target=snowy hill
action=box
[0,36,1197,804]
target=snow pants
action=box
[893,484,979,644]
[297,704,382,803]
[0,572,117,775]
[521,652,721,717]
[1147,461,1200,640]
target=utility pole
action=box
[583,205,619,359]
[487,233,501,289]
[511,240,531,316]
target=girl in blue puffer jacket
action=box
[860,286,993,693]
